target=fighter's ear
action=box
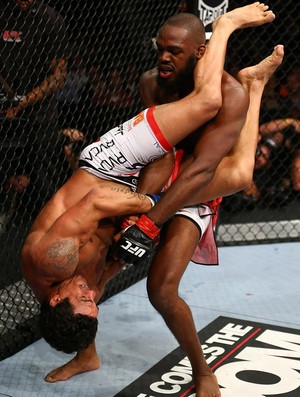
[196,44,206,60]
[49,295,61,307]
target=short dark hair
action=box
[39,298,98,354]
[162,13,206,44]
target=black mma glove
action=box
[114,214,161,265]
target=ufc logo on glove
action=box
[120,240,147,257]
[114,214,161,265]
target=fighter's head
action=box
[8,0,34,11]
[39,275,98,353]
[156,13,206,91]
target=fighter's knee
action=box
[147,276,176,312]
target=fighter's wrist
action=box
[136,214,161,240]
[146,193,162,207]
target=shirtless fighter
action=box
[21,3,277,385]
[136,10,284,397]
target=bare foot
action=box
[237,44,284,88]
[195,372,221,397]
[213,2,275,32]
[44,353,100,383]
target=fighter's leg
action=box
[147,218,220,397]
[179,45,285,204]
[141,5,276,226]
[153,3,275,146]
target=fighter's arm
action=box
[114,72,248,265]
[174,73,251,203]
[145,72,249,224]
[260,118,300,135]
[4,59,67,119]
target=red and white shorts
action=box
[79,107,172,190]
[164,149,222,266]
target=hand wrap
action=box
[146,193,163,207]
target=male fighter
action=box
[134,11,284,397]
[21,3,277,387]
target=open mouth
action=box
[159,65,174,79]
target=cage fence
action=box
[0,0,299,360]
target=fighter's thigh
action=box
[148,216,200,285]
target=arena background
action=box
[0,0,299,360]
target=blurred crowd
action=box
[223,64,300,212]
[1,0,300,236]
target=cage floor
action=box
[0,242,299,397]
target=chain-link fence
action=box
[0,0,299,360]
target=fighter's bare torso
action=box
[21,170,120,302]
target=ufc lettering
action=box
[121,240,147,257]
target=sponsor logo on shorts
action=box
[133,111,144,126]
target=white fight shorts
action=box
[163,149,222,266]
[79,107,173,190]
[175,204,219,266]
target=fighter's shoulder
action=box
[140,67,158,85]
[139,67,159,107]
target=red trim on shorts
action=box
[146,107,173,152]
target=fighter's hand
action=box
[60,128,86,169]
[0,107,20,120]
[113,214,161,265]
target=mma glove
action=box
[114,214,161,265]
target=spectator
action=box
[259,117,300,199]
[56,54,90,130]
[89,65,134,136]
[59,128,87,171]
[0,0,68,220]
[90,66,134,110]
[291,149,300,193]
[241,137,277,207]
[279,66,300,119]
[260,74,284,122]
[259,117,300,135]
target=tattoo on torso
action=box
[46,237,78,274]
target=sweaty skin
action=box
[144,2,275,224]
[138,10,283,397]
[147,45,284,397]
[22,3,278,385]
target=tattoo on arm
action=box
[110,186,147,201]
[46,237,78,275]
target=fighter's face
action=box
[50,275,99,318]
[155,25,202,90]
[255,144,271,170]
